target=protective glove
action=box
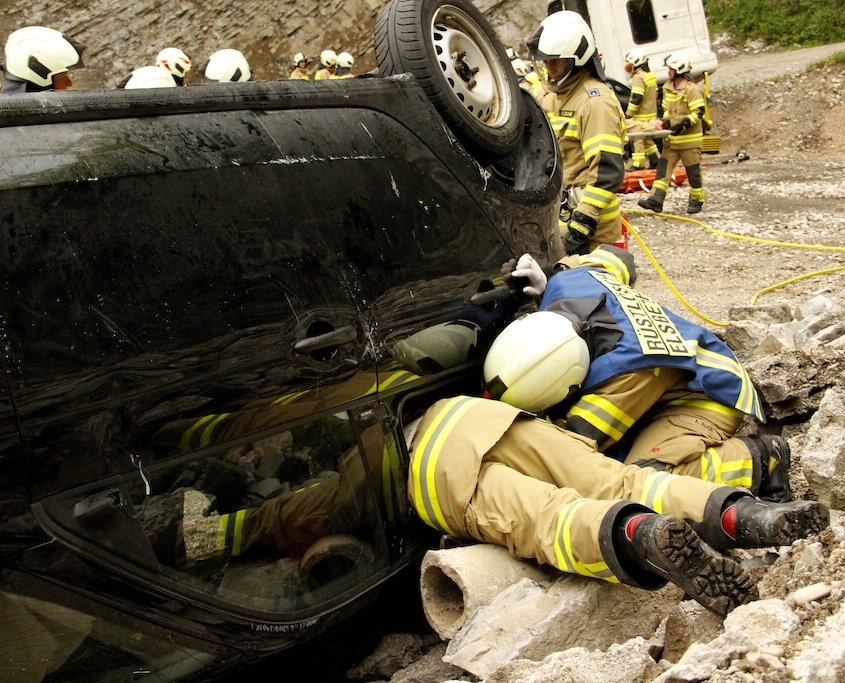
[511,253,547,297]
[670,117,692,135]
[563,211,597,256]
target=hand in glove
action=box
[511,253,547,297]
[670,117,692,135]
[563,211,597,256]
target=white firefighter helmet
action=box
[511,58,531,78]
[293,52,310,67]
[337,51,354,69]
[526,11,596,67]
[3,26,85,87]
[122,65,178,89]
[156,47,192,78]
[319,49,338,67]
[665,52,692,75]
[624,49,648,69]
[483,312,590,413]
[200,49,251,82]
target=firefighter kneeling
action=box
[405,323,828,617]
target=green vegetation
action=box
[703,0,845,47]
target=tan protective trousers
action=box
[456,417,727,582]
[570,367,755,488]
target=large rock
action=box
[801,386,845,509]
[443,575,683,679]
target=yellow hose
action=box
[624,209,845,326]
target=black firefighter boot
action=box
[638,188,665,213]
[615,512,757,617]
[647,152,660,169]
[693,491,829,551]
[739,434,792,502]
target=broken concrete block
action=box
[443,575,682,679]
[662,602,725,663]
[801,387,845,509]
[723,599,801,649]
[728,303,793,324]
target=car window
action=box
[0,574,224,682]
[35,399,397,619]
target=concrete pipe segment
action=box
[419,544,551,640]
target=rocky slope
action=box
[0,0,544,88]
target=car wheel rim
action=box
[430,5,511,128]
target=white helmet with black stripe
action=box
[3,26,85,88]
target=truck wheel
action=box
[375,0,523,164]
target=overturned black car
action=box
[0,0,562,679]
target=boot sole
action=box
[746,500,829,547]
[643,516,758,617]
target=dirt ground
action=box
[621,52,845,331]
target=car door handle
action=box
[294,325,357,354]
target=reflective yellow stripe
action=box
[270,390,310,406]
[700,447,753,488]
[180,414,216,453]
[569,395,634,442]
[582,133,623,159]
[639,471,674,514]
[582,185,618,209]
[695,347,762,418]
[653,178,670,192]
[412,396,477,535]
[199,413,230,447]
[665,397,743,419]
[579,249,632,285]
[382,444,400,528]
[553,500,617,581]
[548,114,569,132]
[669,131,703,144]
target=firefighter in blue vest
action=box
[406,394,828,617]
[491,247,791,503]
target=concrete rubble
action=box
[350,295,845,683]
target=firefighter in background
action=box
[527,11,626,256]
[333,52,355,78]
[198,49,251,82]
[313,50,338,80]
[1,26,85,94]
[156,47,192,85]
[289,52,311,80]
[493,247,792,504]
[511,58,543,101]
[407,394,828,617]
[624,49,660,169]
[638,52,706,214]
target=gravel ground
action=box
[625,48,845,331]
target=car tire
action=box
[375,0,524,164]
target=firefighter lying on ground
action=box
[406,394,828,617]
[491,245,790,504]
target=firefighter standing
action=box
[624,49,660,170]
[638,52,706,214]
[289,52,311,80]
[493,247,791,503]
[527,11,626,256]
[313,50,338,80]
[407,395,828,617]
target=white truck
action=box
[555,0,719,85]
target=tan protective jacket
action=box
[663,78,706,149]
[539,69,626,241]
